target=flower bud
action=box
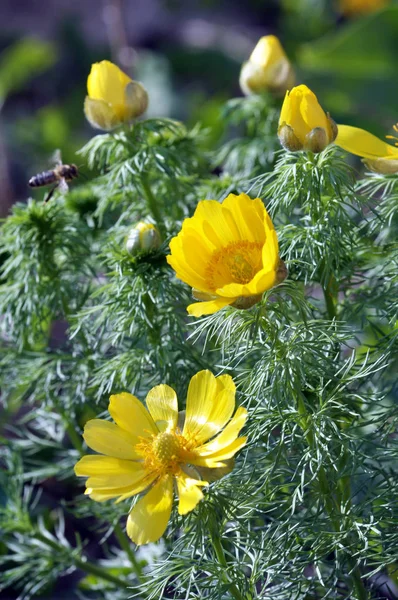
[278,85,337,153]
[84,60,149,131]
[126,222,161,255]
[240,35,295,97]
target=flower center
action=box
[153,432,181,463]
[205,241,263,290]
[136,431,190,476]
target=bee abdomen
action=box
[28,170,57,187]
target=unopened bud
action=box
[278,85,337,153]
[85,60,149,130]
[240,35,295,97]
[126,222,161,255]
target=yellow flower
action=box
[239,35,295,96]
[166,193,285,318]
[335,124,398,174]
[84,60,148,130]
[126,222,161,255]
[338,0,389,17]
[278,84,338,153]
[75,370,247,546]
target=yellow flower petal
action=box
[191,436,248,468]
[126,475,173,545]
[176,472,208,515]
[196,407,248,456]
[183,370,217,440]
[214,373,236,395]
[87,60,131,109]
[82,419,140,460]
[85,472,156,503]
[335,124,398,159]
[145,384,178,431]
[183,371,236,445]
[167,234,212,291]
[75,455,146,489]
[85,485,136,502]
[262,229,279,272]
[109,392,157,439]
[193,200,239,246]
[187,297,234,317]
[301,89,328,136]
[222,194,267,243]
[216,268,276,298]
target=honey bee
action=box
[28,150,78,202]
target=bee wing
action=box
[58,178,69,194]
[51,149,63,167]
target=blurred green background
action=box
[0,0,397,216]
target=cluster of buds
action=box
[84,60,148,131]
[240,35,295,97]
[125,222,161,256]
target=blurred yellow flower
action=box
[84,60,148,130]
[126,222,161,255]
[278,85,337,153]
[167,193,285,318]
[335,124,398,174]
[339,0,389,17]
[75,370,247,545]
[239,35,295,96]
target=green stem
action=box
[141,173,164,234]
[211,532,248,600]
[114,522,143,583]
[35,532,128,589]
[65,419,83,454]
[322,280,337,321]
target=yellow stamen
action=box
[136,431,193,476]
[385,123,398,147]
[205,241,263,290]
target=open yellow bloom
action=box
[278,84,338,153]
[339,0,389,16]
[335,124,398,174]
[84,60,148,130]
[239,35,295,96]
[75,370,247,545]
[166,193,285,318]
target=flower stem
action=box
[113,522,143,582]
[35,532,128,589]
[65,420,83,454]
[140,173,164,234]
[322,278,337,321]
[211,532,248,600]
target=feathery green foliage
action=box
[1,90,398,600]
